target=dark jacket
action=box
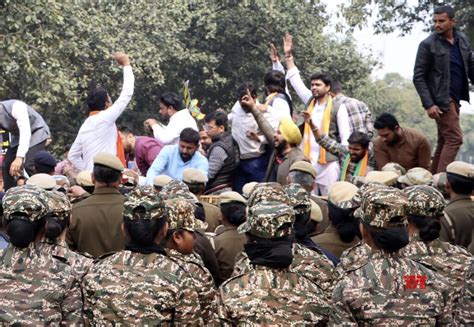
[205,132,238,191]
[413,30,474,110]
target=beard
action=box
[275,139,288,152]
[180,152,192,162]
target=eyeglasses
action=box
[204,124,217,131]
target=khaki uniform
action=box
[202,201,221,233]
[214,225,247,281]
[312,224,360,258]
[67,187,125,258]
[195,230,222,285]
[310,195,330,236]
[441,195,474,249]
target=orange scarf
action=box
[303,96,333,164]
[89,111,126,167]
[264,92,278,106]
[340,150,369,181]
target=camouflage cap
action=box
[238,201,294,238]
[284,183,311,214]
[354,186,409,228]
[352,182,386,206]
[46,190,72,220]
[381,162,406,177]
[404,185,445,218]
[2,185,49,222]
[398,167,433,186]
[247,182,290,208]
[160,180,190,200]
[123,186,166,221]
[165,197,207,232]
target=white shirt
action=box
[10,101,32,158]
[286,66,351,190]
[68,65,134,171]
[152,109,198,145]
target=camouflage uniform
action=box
[401,185,472,302]
[454,258,474,325]
[165,197,219,324]
[220,185,349,325]
[333,187,455,325]
[83,186,202,325]
[38,190,93,278]
[0,185,84,324]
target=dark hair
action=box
[293,212,311,239]
[364,221,409,253]
[220,202,246,226]
[83,185,95,194]
[6,216,46,248]
[236,82,257,99]
[87,86,109,111]
[45,216,70,240]
[93,165,122,185]
[194,204,206,222]
[408,216,441,242]
[328,202,360,243]
[64,144,71,152]
[179,128,200,145]
[124,208,168,246]
[185,182,205,195]
[263,70,294,116]
[309,73,332,88]
[160,92,182,111]
[434,5,455,18]
[447,173,474,195]
[118,125,134,136]
[165,228,187,243]
[35,165,55,175]
[348,131,371,148]
[331,80,343,94]
[205,111,228,131]
[374,112,400,131]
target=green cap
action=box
[165,197,207,231]
[2,185,49,222]
[46,190,72,220]
[123,186,165,221]
[284,183,311,214]
[247,182,290,208]
[404,185,445,217]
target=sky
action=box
[322,0,474,113]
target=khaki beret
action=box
[381,162,406,177]
[26,173,56,190]
[398,167,432,186]
[93,152,124,172]
[364,171,399,186]
[76,171,94,187]
[328,181,358,209]
[153,175,173,187]
[310,199,323,222]
[289,161,316,179]
[182,168,208,184]
[447,161,474,179]
[242,182,258,197]
[219,191,247,205]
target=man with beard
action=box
[146,128,208,183]
[240,92,308,186]
[303,113,375,183]
[203,111,238,195]
[373,113,431,171]
[143,92,198,145]
[199,129,212,156]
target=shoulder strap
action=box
[441,212,456,243]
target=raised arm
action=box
[240,90,275,146]
[10,101,31,176]
[283,33,312,104]
[99,52,134,124]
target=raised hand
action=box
[112,52,130,66]
[283,33,293,56]
[269,43,279,62]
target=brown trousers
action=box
[430,101,463,173]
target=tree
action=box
[1,0,376,156]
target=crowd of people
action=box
[0,4,473,325]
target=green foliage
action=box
[1,0,375,153]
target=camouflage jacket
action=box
[333,241,371,283]
[219,265,350,325]
[332,249,454,326]
[232,242,335,298]
[401,236,472,297]
[454,259,474,325]
[0,244,84,324]
[83,250,203,325]
[37,239,93,278]
[166,248,220,325]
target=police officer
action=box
[0,185,83,324]
[82,186,202,325]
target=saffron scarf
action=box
[339,150,369,181]
[264,92,278,106]
[89,111,126,167]
[303,96,333,163]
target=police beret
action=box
[289,161,316,179]
[447,161,474,179]
[153,175,173,187]
[34,151,57,168]
[381,162,406,177]
[310,199,323,222]
[26,173,56,190]
[364,171,399,186]
[93,152,124,172]
[328,181,358,209]
[182,168,208,184]
[398,167,432,186]
[219,191,247,205]
[242,182,258,197]
[76,171,94,187]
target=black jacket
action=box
[413,30,474,111]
